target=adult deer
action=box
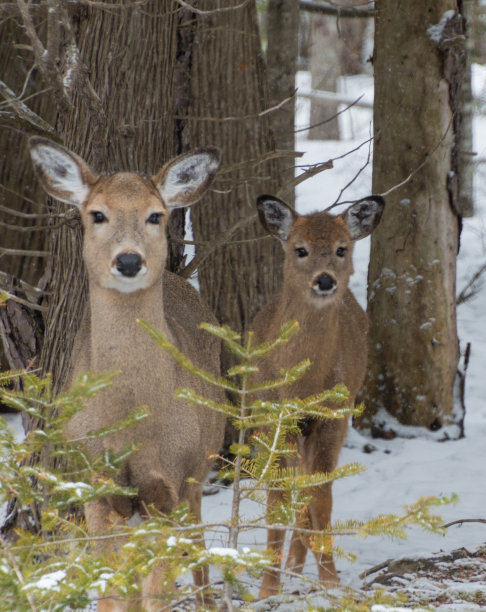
[252,193,385,598]
[29,137,226,611]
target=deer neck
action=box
[88,280,169,372]
[280,287,341,334]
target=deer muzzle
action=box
[313,272,337,296]
[115,252,144,278]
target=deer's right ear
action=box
[28,137,98,208]
[256,195,298,243]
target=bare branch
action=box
[442,518,486,528]
[0,79,56,137]
[277,159,333,198]
[174,0,251,15]
[1,0,149,19]
[0,203,56,219]
[295,94,366,134]
[380,120,453,198]
[457,263,486,305]
[326,137,372,210]
[174,92,296,123]
[0,247,50,258]
[0,291,47,313]
[0,271,44,299]
[180,212,259,280]
[300,0,374,18]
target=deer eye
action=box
[90,211,107,224]
[147,212,163,225]
[336,246,347,258]
[295,247,308,258]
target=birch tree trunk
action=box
[358,1,466,439]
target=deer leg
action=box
[258,488,286,599]
[187,486,217,609]
[84,499,132,612]
[140,564,174,612]
[285,506,309,575]
[307,482,339,587]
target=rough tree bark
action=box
[39,2,185,392]
[265,0,299,208]
[184,0,285,335]
[0,18,54,376]
[358,1,466,439]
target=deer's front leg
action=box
[258,488,287,599]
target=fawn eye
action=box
[295,247,308,258]
[147,212,163,225]
[90,211,107,224]
[336,246,347,258]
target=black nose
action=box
[116,253,142,277]
[315,273,336,292]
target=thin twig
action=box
[0,247,50,258]
[380,119,453,198]
[300,0,374,18]
[295,94,366,134]
[0,291,47,312]
[442,518,486,528]
[174,92,296,123]
[0,534,39,611]
[0,271,44,297]
[457,263,486,305]
[180,213,259,279]
[326,135,372,210]
[174,0,250,15]
[0,79,56,136]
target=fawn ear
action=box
[342,195,385,241]
[256,195,298,243]
[29,137,99,208]
[152,147,222,210]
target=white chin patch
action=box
[312,285,337,297]
[105,267,149,293]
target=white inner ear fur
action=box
[30,145,89,207]
[263,200,295,242]
[345,199,381,241]
[159,153,218,209]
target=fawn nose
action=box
[116,253,142,277]
[313,273,336,295]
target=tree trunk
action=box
[265,0,299,208]
[186,0,284,335]
[308,0,368,140]
[357,1,465,439]
[0,17,54,374]
[309,13,340,139]
[40,2,185,392]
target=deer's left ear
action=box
[342,195,385,241]
[152,147,222,210]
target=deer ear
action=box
[343,195,385,241]
[28,137,98,208]
[152,147,222,210]
[256,195,298,242]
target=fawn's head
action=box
[257,194,385,307]
[29,137,221,293]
